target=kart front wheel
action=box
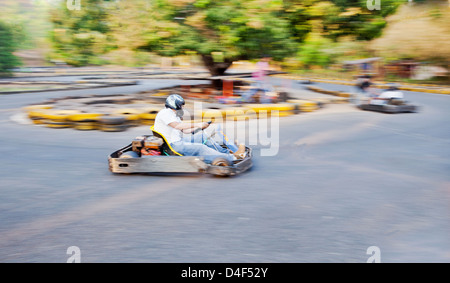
[211,157,231,167]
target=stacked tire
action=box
[112,108,142,127]
[67,113,102,131]
[98,115,128,132]
[41,109,81,129]
[286,99,319,113]
[24,105,53,125]
[243,103,297,118]
[139,107,160,125]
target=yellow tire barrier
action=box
[27,110,49,124]
[200,108,226,120]
[332,97,350,103]
[66,112,102,131]
[151,92,169,97]
[23,104,53,111]
[40,109,81,122]
[286,99,319,113]
[243,103,296,117]
[200,106,256,121]
[39,109,81,128]
[31,119,45,125]
[73,121,99,131]
[278,74,450,95]
[112,108,142,126]
[223,107,257,121]
[139,107,160,125]
[305,98,330,106]
[98,124,129,132]
[67,113,103,122]
[24,105,54,124]
[338,92,351,98]
[43,121,72,129]
[96,115,129,132]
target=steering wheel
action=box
[192,121,212,135]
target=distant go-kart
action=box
[358,98,418,114]
[108,123,253,177]
[357,86,418,114]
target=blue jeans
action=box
[170,131,235,164]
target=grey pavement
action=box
[0,77,448,263]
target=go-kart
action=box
[357,98,418,114]
[108,123,253,177]
[356,87,418,114]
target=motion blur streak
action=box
[0,178,194,245]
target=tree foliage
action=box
[136,0,298,75]
[49,0,111,66]
[0,21,21,76]
[46,0,407,73]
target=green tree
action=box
[49,0,111,66]
[296,33,335,68]
[46,0,408,72]
[0,21,21,76]
[324,0,404,41]
[136,0,297,75]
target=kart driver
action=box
[370,84,404,105]
[153,94,246,164]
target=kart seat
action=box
[150,126,183,156]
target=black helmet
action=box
[361,81,371,89]
[165,94,185,110]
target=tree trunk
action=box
[201,54,234,77]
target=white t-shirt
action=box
[370,90,404,105]
[378,90,404,99]
[153,108,182,144]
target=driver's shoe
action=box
[233,144,246,159]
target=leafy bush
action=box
[0,21,21,76]
[296,34,335,69]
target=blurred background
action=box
[1,1,449,263]
[0,0,448,83]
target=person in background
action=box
[370,84,404,105]
[241,56,272,103]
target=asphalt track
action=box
[0,77,449,263]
